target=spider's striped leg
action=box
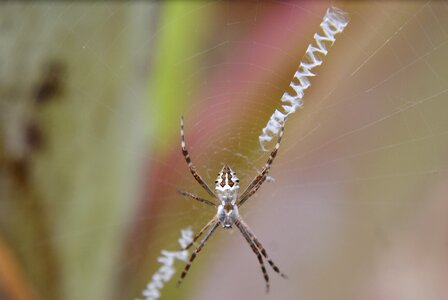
[238,120,285,206]
[235,219,270,293]
[238,218,287,278]
[237,174,267,207]
[177,220,220,286]
[181,116,217,200]
[181,217,217,251]
[177,190,217,207]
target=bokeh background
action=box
[1,1,448,300]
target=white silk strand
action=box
[138,228,194,300]
[259,7,349,150]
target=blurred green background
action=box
[1,1,448,300]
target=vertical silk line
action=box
[259,7,349,150]
[137,228,194,300]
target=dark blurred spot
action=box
[0,282,12,300]
[33,60,66,104]
[8,159,29,186]
[25,121,44,151]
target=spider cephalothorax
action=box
[178,116,287,292]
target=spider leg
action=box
[181,116,217,199]
[238,218,287,278]
[177,220,220,286]
[237,120,285,207]
[235,219,270,293]
[181,217,217,251]
[237,174,267,207]
[178,190,217,207]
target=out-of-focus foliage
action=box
[0,3,153,300]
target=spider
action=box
[177,116,287,292]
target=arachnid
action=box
[177,116,287,292]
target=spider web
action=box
[2,1,448,300]
[149,2,448,300]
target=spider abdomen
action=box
[215,165,240,195]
